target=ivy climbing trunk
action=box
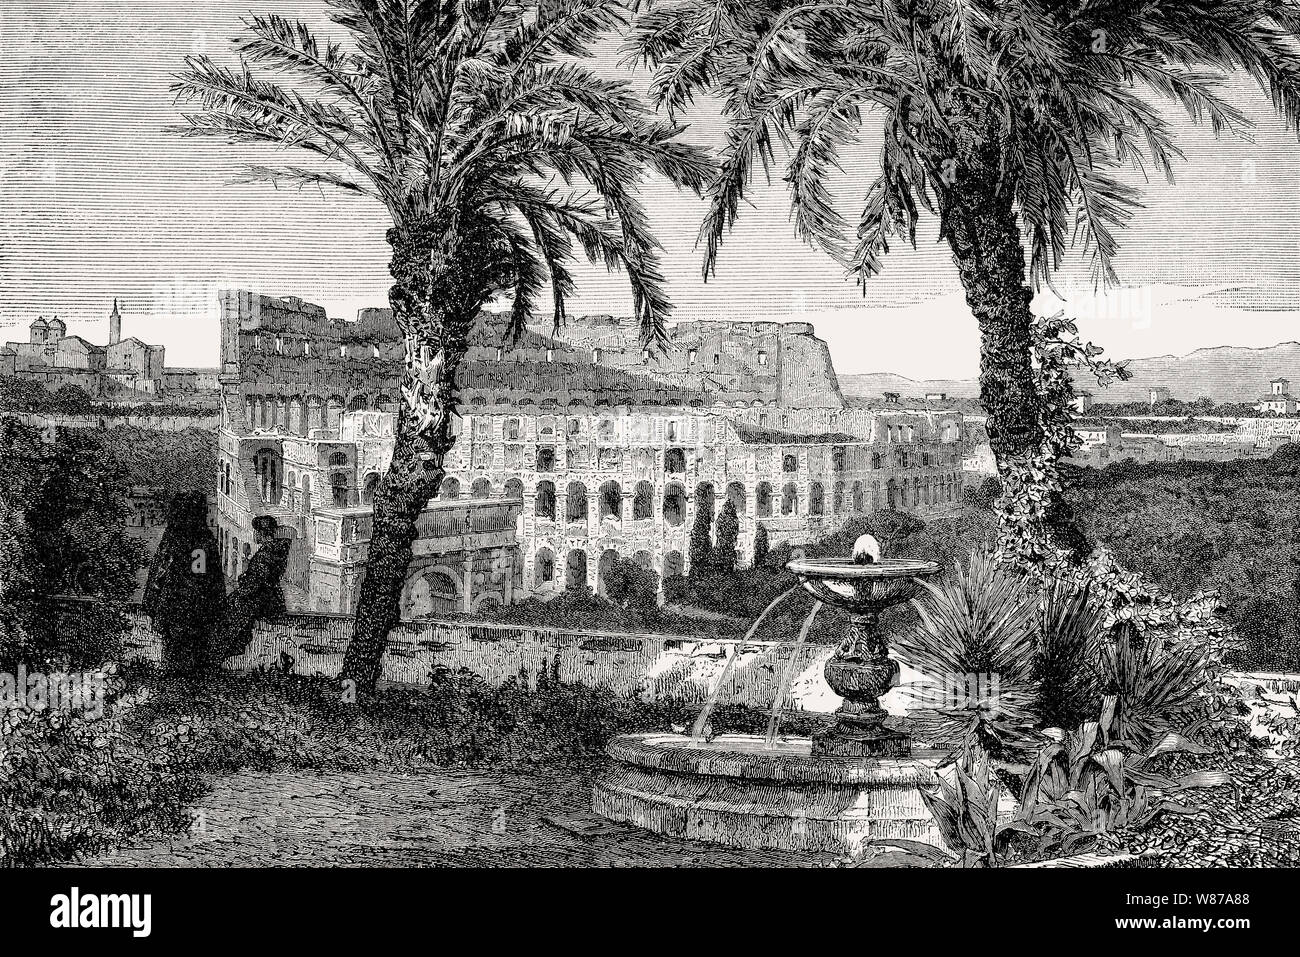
[339,216,482,694]
[943,148,1090,558]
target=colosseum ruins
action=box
[214,291,972,616]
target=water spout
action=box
[691,585,799,742]
[764,599,822,748]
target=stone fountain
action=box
[592,550,945,858]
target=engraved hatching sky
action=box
[2,0,1299,378]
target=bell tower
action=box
[109,298,122,345]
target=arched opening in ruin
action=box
[726,481,746,516]
[632,480,654,520]
[566,549,588,593]
[781,482,798,516]
[535,480,556,520]
[362,473,380,504]
[471,478,492,498]
[597,548,619,597]
[782,453,798,473]
[810,482,825,516]
[664,447,686,473]
[566,481,588,524]
[534,547,555,586]
[756,482,773,518]
[663,483,686,527]
[330,471,349,507]
[253,447,282,505]
[401,567,461,618]
[599,481,622,521]
[439,477,461,500]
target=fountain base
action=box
[593,733,944,858]
[812,715,911,758]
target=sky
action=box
[3,0,1300,378]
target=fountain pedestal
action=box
[814,610,911,757]
[788,558,940,759]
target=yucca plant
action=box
[173,1,713,692]
[1033,579,1104,732]
[1093,620,1209,755]
[896,550,1040,763]
[630,0,1300,553]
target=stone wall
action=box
[122,611,842,712]
[6,411,221,432]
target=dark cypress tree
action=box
[688,493,714,575]
[752,522,770,567]
[714,499,739,572]
[142,491,226,675]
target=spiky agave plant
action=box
[896,549,1040,763]
[1033,578,1105,732]
[1093,620,1209,755]
[173,1,714,692]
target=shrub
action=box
[895,551,1041,761]
[602,556,659,610]
[0,683,204,867]
[142,492,226,674]
[688,493,714,575]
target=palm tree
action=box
[174,0,713,693]
[630,0,1300,554]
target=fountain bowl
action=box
[785,557,940,612]
[592,733,945,857]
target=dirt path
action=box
[80,766,842,867]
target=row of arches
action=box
[462,396,782,410]
[242,392,395,436]
[530,546,687,595]
[426,473,965,521]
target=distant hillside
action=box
[1080,342,1300,404]
[844,340,1300,406]
[839,372,981,400]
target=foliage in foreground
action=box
[0,680,204,868]
[119,661,827,776]
[901,549,1252,865]
[6,659,823,866]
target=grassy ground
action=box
[64,663,850,867]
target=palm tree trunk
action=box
[943,171,1090,558]
[339,218,472,694]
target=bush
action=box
[0,683,204,867]
[602,556,659,610]
[714,499,739,571]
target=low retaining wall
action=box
[125,612,1298,726]
[123,612,841,712]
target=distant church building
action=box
[1256,377,1298,415]
[2,299,170,395]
